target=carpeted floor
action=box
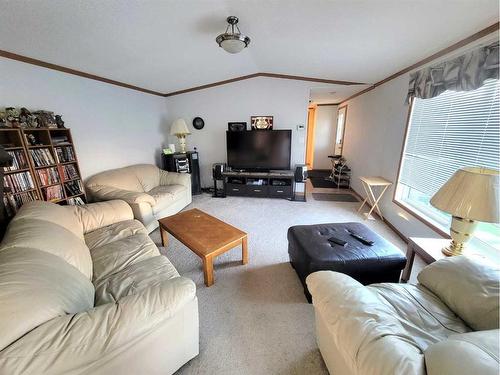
[149,189,406,374]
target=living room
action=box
[0,1,499,374]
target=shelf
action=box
[4,147,24,151]
[35,164,57,169]
[4,168,30,174]
[53,143,73,147]
[40,182,62,188]
[28,145,52,148]
[62,177,81,183]
[60,160,76,165]
[65,193,84,199]
[10,189,37,195]
[48,198,65,203]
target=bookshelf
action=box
[1,128,87,217]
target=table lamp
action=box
[170,118,191,153]
[430,167,499,256]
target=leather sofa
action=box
[0,200,199,375]
[306,255,499,375]
[86,164,192,232]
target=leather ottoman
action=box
[288,222,407,302]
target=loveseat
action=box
[307,255,499,375]
[0,200,198,375]
[86,164,192,232]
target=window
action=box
[395,78,500,251]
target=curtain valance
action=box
[406,41,499,102]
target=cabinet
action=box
[223,171,295,199]
[161,151,201,195]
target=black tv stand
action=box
[222,170,295,199]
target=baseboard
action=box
[349,188,408,244]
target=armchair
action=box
[86,164,192,232]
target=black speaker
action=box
[212,163,226,179]
[294,165,308,182]
[228,122,247,131]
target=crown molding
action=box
[339,22,500,105]
[0,50,165,97]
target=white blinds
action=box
[400,78,500,196]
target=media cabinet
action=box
[222,170,295,199]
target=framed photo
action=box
[251,116,273,130]
[228,122,247,131]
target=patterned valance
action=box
[406,41,499,103]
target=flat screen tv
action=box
[226,130,292,170]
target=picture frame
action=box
[251,116,273,130]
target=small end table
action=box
[401,237,449,282]
[357,176,392,221]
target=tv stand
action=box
[222,170,295,199]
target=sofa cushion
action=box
[1,218,93,279]
[0,247,94,351]
[71,200,134,234]
[148,185,187,214]
[93,255,180,305]
[6,201,84,240]
[86,166,145,193]
[91,234,160,282]
[418,255,500,331]
[424,330,500,375]
[84,219,148,250]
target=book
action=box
[55,146,75,163]
[3,190,37,217]
[62,164,79,180]
[64,180,83,197]
[29,148,55,167]
[3,172,35,193]
[42,185,64,201]
[36,167,60,186]
[67,197,85,205]
[4,150,28,171]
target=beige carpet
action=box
[149,190,406,374]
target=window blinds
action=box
[400,79,500,197]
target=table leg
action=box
[203,256,214,287]
[160,226,169,247]
[401,245,416,283]
[242,235,248,265]
[357,182,369,213]
[366,184,390,221]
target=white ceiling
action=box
[0,0,498,98]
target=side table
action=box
[357,176,392,221]
[401,237,449,282]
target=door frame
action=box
[305,104,317,169]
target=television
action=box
[226,130,292,170]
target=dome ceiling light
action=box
[216,16,251,54]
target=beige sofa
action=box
[307,255,499,375]
[86,164,192,233]
[0,200,198,375]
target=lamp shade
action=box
[430,167,499,223]
[170,119,191,135]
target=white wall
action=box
[165,77,318,187]
[313,105,337,169]
[0,58,167,179]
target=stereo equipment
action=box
[212,163,226,198]
[228,122,247,132]
[162,151,201,195]
[294,164,308,182]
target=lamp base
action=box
[442,240,464,256]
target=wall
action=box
[0,58,167,179]
[165,77,318,187]
[313,105,337,169]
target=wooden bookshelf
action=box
[21,128,87,206]
[1,128,40,217]
[1,127,86,217]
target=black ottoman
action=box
[288,222,407,302]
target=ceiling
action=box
[0,0,498,99]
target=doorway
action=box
[305,104,317,169]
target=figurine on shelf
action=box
[19,108,31,128]
[25,133,37,146]
[5,107,20,128]
[33,110,56,128]
[0,111,6,128]
[55,114,65,128]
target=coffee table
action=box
[158,208,248,286]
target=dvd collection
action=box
[67,197,85,205]
[4,171,35,193]
[37,167,60,186]
[30,148,55,167]
[43,185,64,201]
[3,191,37,216]
[4,150,29,171]
[62,164,79,180]
[55,146,75,163]
[64,180,83,197]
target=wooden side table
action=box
[357,176,392,221]
[401,237,449,282]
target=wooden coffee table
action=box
[158,208,248,287]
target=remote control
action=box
[328,236,347,247]
[346,229,374,246]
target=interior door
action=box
[335,105,347,155]
[305,105,317,168]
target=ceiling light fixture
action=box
[216,16,251,54]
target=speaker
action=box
[294,164,308,182]
[213,163,226,179]
[228,122,247,131]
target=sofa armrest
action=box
[70,200,134,234]
[0,277,196,374]
[89,185,156,206]
[159,169,191,188]
[306,271,425,375]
